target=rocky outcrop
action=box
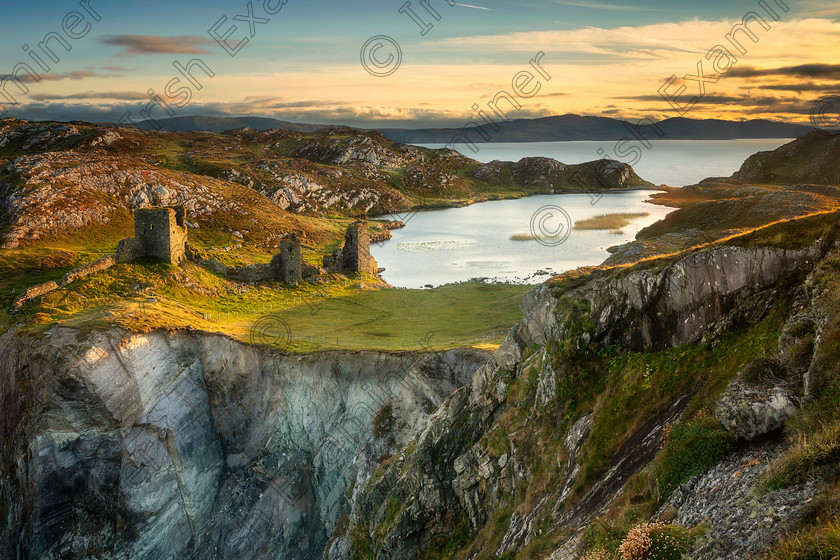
[0,151,243,248]
[657,442,820,560]
[587,244,823,350]
[733,131,840,185]
[473,157,652,192]
[0,328,488,560]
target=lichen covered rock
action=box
[715,381,798,440]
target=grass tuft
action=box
[574,213,649,231]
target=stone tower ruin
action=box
[343,221,372,273]
[271,233,302,284]
[323,221,378,275]
[117,206,188,265]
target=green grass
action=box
[766,520,840,560]
[13,257,529,351]
[262,282,530,351]
[655,416,734,497]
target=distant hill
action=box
[379,115,814,143]
[109,114,814,142]
[122,115,332,133]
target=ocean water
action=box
[418,139,792,188]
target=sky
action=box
[0,0,838,128]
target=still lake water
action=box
[373,140,792,288]
[419,139,792,187]
[374,191,672,288]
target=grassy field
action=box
[11,255,530,352]
[260,282,530,351]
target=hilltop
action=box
[381,115,814,143]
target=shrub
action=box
[654,416,734,498]
[582,548,615,560]
[617,522,695,560]
[372,403,395,439]
[741,356,793,387]
[584,517,627,554]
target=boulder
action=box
[715,381,798,440]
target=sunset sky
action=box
[1,0,838,127]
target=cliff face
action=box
[0,329,487,560]
[327,239,833,559]
[2,234,836,559]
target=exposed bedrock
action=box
[0,328,488,560]
[332,241,829,560]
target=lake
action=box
[373,191,673,288]
[418,139,792,188]
[373,139,792,288]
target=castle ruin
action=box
[271,233,303,284]
[200,232,304,285]
[117,206,187,264]
[12,206,307,312]
[324,220,379,275]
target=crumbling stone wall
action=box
[115,237,143,263]
[13,282,59,312]
[61,255,116,286]
[200,234,303,285]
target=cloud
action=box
[233,96,352,110]
[4,70,109,84]
[619,93,798,107]
[551,0,652,11]
[103,65,140,72]
[100,35,213,56]
[728,63,840,79]
[29,91,147,101]
[791,0,840,19]
[751,82,840,93]
[12,15,840,128]
[451,3,491,10]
